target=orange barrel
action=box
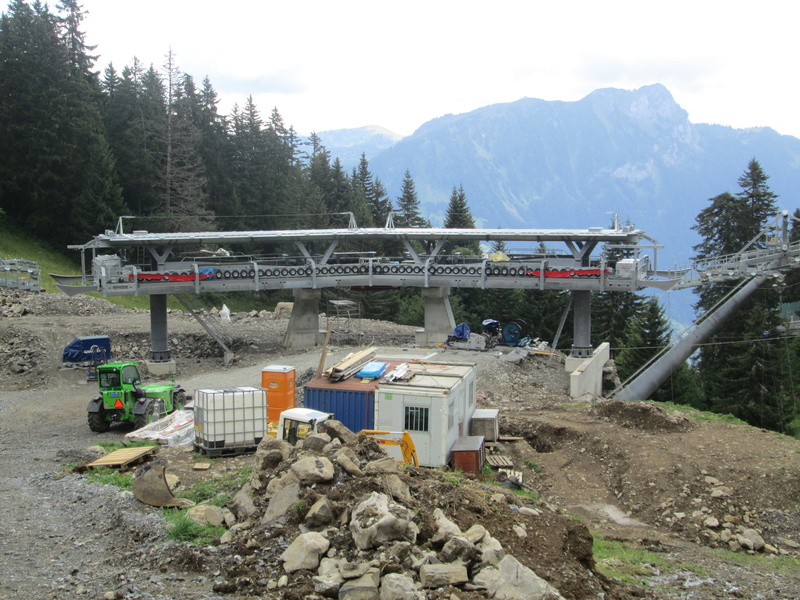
[262,365,296,423]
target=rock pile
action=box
[655,472,788,555]
[197,421,611,599]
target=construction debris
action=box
[325,347,377,381]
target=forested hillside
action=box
[2,1,800,436]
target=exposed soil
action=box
[1,290,800,600]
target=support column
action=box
[415,287,456,346]
[566,290,592,371]
[283,288,323,349]
[147,294,176,375]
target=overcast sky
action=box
[79,0,797,138]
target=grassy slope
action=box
[0,223,283,312]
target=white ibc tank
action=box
[194,386,267,449]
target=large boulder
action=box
[349,492,418,550]
[291,456,335,484]
[335,446,363,476]
[431,507,462,544]
[325,419,359,445]
[418,563,469,588]
[261,482,301,524]
[473,555,564,600]
[379,573,426,600]
[281,532,330,572]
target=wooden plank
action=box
[500,469,523,483]
[85,446,157,469]
[497,435,524,442]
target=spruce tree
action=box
[443,184,480,255]
[691,159,784,429]
[395,169,426,228]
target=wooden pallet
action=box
[85,446,158,470]
[486,455,514,468]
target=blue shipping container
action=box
[303,384,375,433]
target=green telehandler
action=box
[87,362,188,432]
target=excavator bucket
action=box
[132,457,195,508]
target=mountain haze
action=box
[325,85,800,270]
[316,126,403,170]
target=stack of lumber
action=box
[325,347,377,382]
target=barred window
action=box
[404,406,429,432]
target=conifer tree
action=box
[691,159,785,430]
[443,184,480,255]
[395,169,426,228]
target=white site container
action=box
[194,386,267,451]
[374,362,477,468]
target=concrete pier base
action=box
[414,287,456,346]
[283,288,323,349]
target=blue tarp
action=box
[453,322,471,339]
[357,361,387,379]
[62,335,112,364]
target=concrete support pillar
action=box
[147,294,176,375]
[283,288,323,349]
[415,287,456,346]
[566,290,592,370]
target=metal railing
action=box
[0,259,41,291]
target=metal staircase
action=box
[172,295,234,364]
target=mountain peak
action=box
[583,84,688,126]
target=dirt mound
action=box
[590,399,696,433]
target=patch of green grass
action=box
[94,440,158,453]
[179,467,252,507]
[162,509,225,545]
[523,459,542,472]
[659,401,748,426]
[512,488,540,501]
[592,535,673,585]
[706,547,800,574]
[85,466,133,490]
[443,469,465,487]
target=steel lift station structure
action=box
[58,212,800,400]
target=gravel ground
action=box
[2,290,800,600]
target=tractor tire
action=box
[88,409,110,433]
[133,402,157,431]
[173,390,187,412]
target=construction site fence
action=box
[0,259,41,291]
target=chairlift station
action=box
[61,213,800,400]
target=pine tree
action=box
[395,169,426,228]
[443,184,480,255]
[691,159,784,429]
